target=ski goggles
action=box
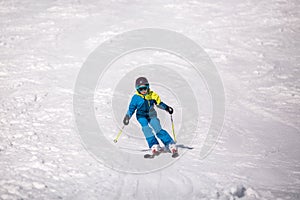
[137,85,149,92]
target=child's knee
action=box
[142,126,153,138]
[153,126,162,133]
[150,119,162,133]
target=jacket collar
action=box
[136,90,152,98]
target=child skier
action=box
[123,77,177,156]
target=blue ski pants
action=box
[137,117,174,148]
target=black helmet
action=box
[135,77,149,89]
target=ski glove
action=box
[123,115,130,125]
[165,106,174,115]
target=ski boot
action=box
[168,143,179,158]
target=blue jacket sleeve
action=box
[157,101,168,110]
[126,95,137,118]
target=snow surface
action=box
[1,0,300,199]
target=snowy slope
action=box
[1,0,300,199]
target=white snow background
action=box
[1,0,300,199]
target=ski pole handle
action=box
[170,115,177,143]
[113,125,125,143]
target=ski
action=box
[172,151,179,158]
[144,148,179,158]
[144,154,156,159]
[144,152,160,159]
[144,149,162,159]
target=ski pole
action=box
[113,125,125,143]
[170,115,177,143]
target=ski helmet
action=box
[135,77,149,89]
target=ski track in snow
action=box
[1,0,300,199]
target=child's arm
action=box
[152,91,174,114]
[123,95,137,125]
[126,95,137,118]
[157,101,173,114]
